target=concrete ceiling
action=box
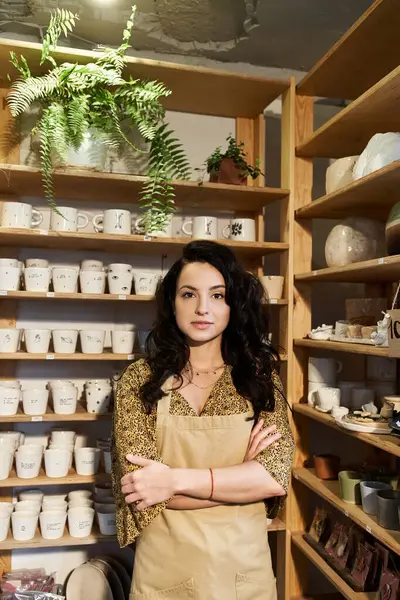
[0,0,374,72]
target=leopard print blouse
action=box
[111,358,294,548]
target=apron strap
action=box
[157,392,172,416]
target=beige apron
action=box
[130,392,277,600]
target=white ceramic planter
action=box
[133,272,159,296]
[67,506,95,538]
[68,490,92,502]
[52,268,79,293]
[52,386,78,415]
[24,329,51,353]
[86,385,112,414]
[259,275,284,300]
[0,266,21,291]
[0,329,21,353]
[52,330,78,354]
[74,447,100,475]
[79,330,105,354]
[24,267,51,292]
[111,330,135,353]
[11,510,38,541]
[44,448,71,478]
[0,514,10,541]
[39,510,67,540]
[67,130,107,170]
[15,449,42,479]
[21,388,49,416]
[0,501,14,516]
[0,387,20,416]
[108,272,133,295]
[0,448,13,480]
[79,271,106,294]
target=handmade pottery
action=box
[325,156,358,194]
[338,470,364,504]
[325,218,385,268]
[314,454,340,480]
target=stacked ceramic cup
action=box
[107,263,133,295]
[308,357,343,414]
[21,386,49,416]
[67,489,95,538]
[79,259,106,294]
[49,430,76,469]
[15,442,44,479]
[0,500,14,541]
[0,380,21,416]
[94,483,116,536]
[0,436,15,480]
[0,258,23,291]
[85,379,113,414]
[49,380,79,415]
[24,259,51,292]
[52,265,79,293]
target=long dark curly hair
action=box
[141,240,281,421]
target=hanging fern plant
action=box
[6,6,191,232]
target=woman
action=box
[112,240,294,600]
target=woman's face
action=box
[175,262,230,344]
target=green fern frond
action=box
[8,72,60,116]
[41,9,79,65]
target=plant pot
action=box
[209,158,247,186]
[314,454,340,480]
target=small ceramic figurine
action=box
[371,312,390,347]
[307,324,333,341]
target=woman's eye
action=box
[182,292,195,298]
[213,293,225,300]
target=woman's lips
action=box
[191,321,213,330]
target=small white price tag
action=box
[144,235,152,241]
[46,354,55,360]
[31,416,42,422]
[39,229,49,235]
[127,354,134,360]
[0,290,7,295]
[270,299,278,304]
[344,510,349,518]
[378,258,384,265]
[313,271,318,276]
[118,295,127,300]
[46,292,55,297]
[366,525,372,534]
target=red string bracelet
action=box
[209,468,214,500]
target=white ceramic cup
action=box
[0,514,10,541]
[68,490,92,502]
[308,357,342,384]
[24,329,51,353]
[79,270,106,294]
[260,276,284,300]
[351,388,375,409]
[49,380,74,390]
[80,259,104,271]
[362,402,378,414]
[111,330,135,354]
[0,380,20,389]
[24,267,51,292]
[42,498,68,511]
[22,389,49,415]
[11,510,38,541]
[52,330,78,354]
[52,386,78,415]
[68,498,93,509]
[15,450,42,478]
[52,268,79,293]
[0,431,23,450]
[0,502,13,516]
[335,320,349,338]
[223,218,256,242]
[0,258,18,268]
[67,506,95,538]
[1,202,43,229]
[39,510,67,540]
[107,263,132,274]
[0,387,20,416]
[315,387,341,412]
[25,258,49,269]
[182,216,218,240]
[51,430,76,445]
[79,330,106,354]
[50,207,88,232]
[0,448,13,480]
[19,489,43,503]
[44,448,71,478]
[74,447,101,475]
[307,382,329,407]
[86,385,112,414]
[108,272,133,295]
[133,272,159,296]
[97,506,116,536]
[14,500,41,513]
[0,328,21,353]
[331,406,349,419]
[0,266,21,291]
[93,209,132,235]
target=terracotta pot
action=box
[209,158,247,186]
[314,454,340,480]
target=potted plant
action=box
[205,135,263,186]
[6,6,191,233]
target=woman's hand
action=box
[244,420,282,462]
[121,455,175,511]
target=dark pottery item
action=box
[314,454,340,480]
[377,489,400,530]
[386,201,400,255]
[209,158,247,186]
[360,481,392,515]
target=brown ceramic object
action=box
[209,158,247,186]
[314,454,340,480]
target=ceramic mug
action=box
[260,276,284,301]
[0,202,43,229]
[79,270,106,294]
[79,330,106,354]
[307,382,328,407]
[222,218,256,242]
[24,329,51,353]
[133,272,159,296]
[68,490,92,502]
[52,330,78,354]
[338,381,364,408]
[0,448,13,480]
[339,470,364,504]
[0,329,21,353]
[0,258,19,268]
[86,385,112,414]
[51,430,76,445]
[52,268,79,293]
[0,266,21,291]
[24,267,51,292]
[182,217,218,240]
[92,209,132,235]
[15,450,42,479]
[360,481,392,516]
[19,489,44,503]
[107,263,132,274]
[14,500,41,513]
[50,207,88,232]
[308,357,342,384]
[315,387,341,412]
[111,330,135,354]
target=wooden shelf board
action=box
[293,467,400,555]
[0,403,111,422]
[295,255,400,283]
[0,165,289,212]
[294,403,400,459]
[2,468,111,488]
[295,160,400,220]
[297,0,400,100]
[0,39,288,118]
[0,526,116,550]
[297,65,400,158]
[0,291,154,302]
[294,339,389,357]
[0,352,138,361]
[292,533,375,600]
[0,229,288,259]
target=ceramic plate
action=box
[337,415,391,434]
[65,562,114,600]
[102,556,132,600]
[90,558,125,600]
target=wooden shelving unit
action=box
[0,403,111,422]
[2,468,111,488]
[289,4,400,598]
[0,39,293,592]
[0,527,117,550]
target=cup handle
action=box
[182,220,193,236]
[307,391,315,407]
[31,209,43,228]
[336,361,343,374]
[92,214,104,232]
[222,224,231,239]
[77,213,89,230]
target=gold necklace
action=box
[185,361,225,376]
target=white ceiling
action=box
[0,0,374,71]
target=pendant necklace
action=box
[185,361,225,376]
